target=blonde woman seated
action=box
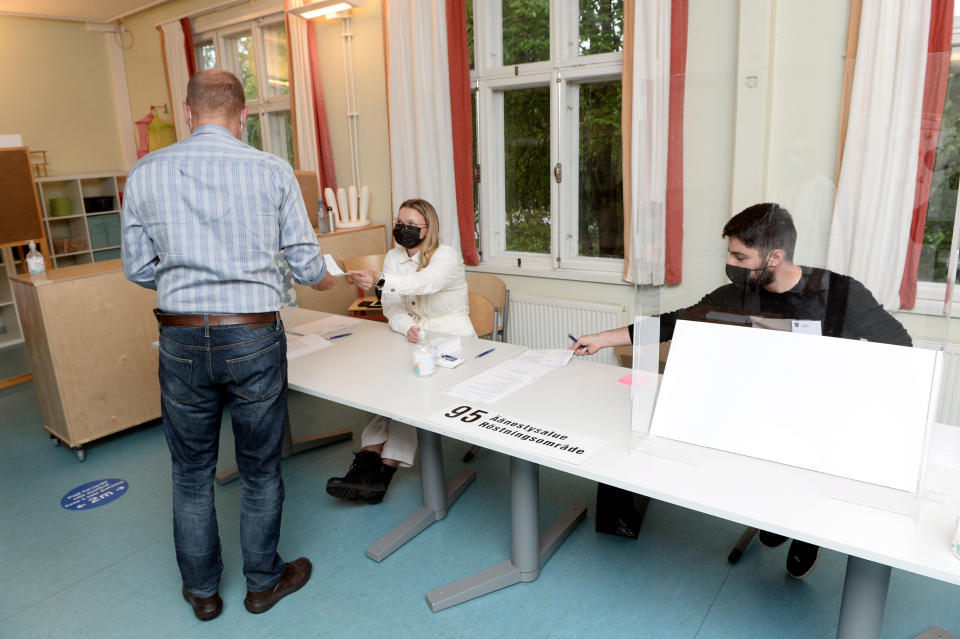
[326,198,475,504]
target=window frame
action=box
[194,12,293,164]
[472,0,625,276]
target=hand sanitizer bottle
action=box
[26,240,46,278]
[413,327,435,377]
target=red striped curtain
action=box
[181,18,197,76]
[664,0,687,284]
[899,0,954,309]
[306,24,337,194]
[445,0,479,266]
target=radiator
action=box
[915,340,960,426]
[507,294,627,367]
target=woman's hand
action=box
[406,326,420,343]
[347,268,378,289]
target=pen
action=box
[476,348,495,358]
[569,334,585,351]
[328,333,352,339]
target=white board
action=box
[649,321,938,492]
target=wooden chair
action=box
[466,273,509,342]
[468,292,495,339]
[344,254,386,320]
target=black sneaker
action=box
[785,540,821,579]
[326,451,386,503]
[757,530,788,548]
[366,464,397,505]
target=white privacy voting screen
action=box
[649,321,939,492]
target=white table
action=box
[282,308,960,639]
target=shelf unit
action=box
[0,247,24,348]
[35,173,126,268]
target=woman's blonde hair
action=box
[398,198,440,270]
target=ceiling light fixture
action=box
[287,0,366,21]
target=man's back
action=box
[122,124,321,314]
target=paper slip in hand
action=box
[324,254,346,277]
[290,314,359,336]
[286,333,331,360]
[516,349,574,367]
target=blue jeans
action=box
[158,317,287,596]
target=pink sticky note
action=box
[619,373,650,386]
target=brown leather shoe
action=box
[182,585,223,621]
[244,557,312,614]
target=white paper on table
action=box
[431,335,462,356]
[515,349,574,367]
[443,360,553,404]
[289,314,359,336]
[650,321,938,492]
[286,333,331,359]
[323,254,346,277]
[928,423,960,470]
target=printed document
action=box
[443,360,553,404]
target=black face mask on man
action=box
[393,222,423,249]
[725,260,774,290]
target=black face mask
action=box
[393,222,423,249]
[726,262,774,290]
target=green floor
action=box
[1,380,958,638]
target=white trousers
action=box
[360,414,417,467]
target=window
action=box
[194,14,293,166]
[471,0,624,274]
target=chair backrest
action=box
[468,292,495,339]
[343,254,386,295]
[465,272,509,341]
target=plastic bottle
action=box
[412,327,435,377]
[317,198,329,233]
[26,240,46,277]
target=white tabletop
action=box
[282,308,960,588]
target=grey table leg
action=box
[365,429,476,562]
[836,555,892,639]
[216,410,353,485]
[425,457,586,612]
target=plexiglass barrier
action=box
[626,1,960,515]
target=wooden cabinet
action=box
[295,224,387,314]
[11,262,160,460]
[35,173,126,268]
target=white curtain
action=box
[286,2,319,173]
[159,20,191,142]
[827,0,931,309]
[384,0,460,252]
[626,0,671,285]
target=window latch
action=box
[553,162,562,183]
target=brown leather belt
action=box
[154,309,278,327]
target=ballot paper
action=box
[324,254,346,277]
[443,360,553,404]
[290,314,359,336]
[286,333,331,360]
[515,349,574,367]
